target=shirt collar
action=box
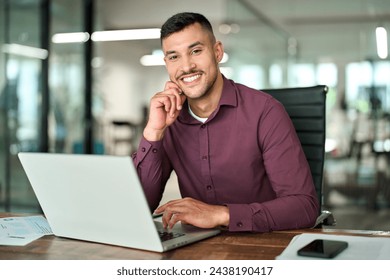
[219,75,238,108]
[178,75,238,124]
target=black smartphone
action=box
[297,239,348,258]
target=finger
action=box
[159,203,188,228]
[166,88,184,112]
[157,93,178,117]
[164,82,185,111]
[163,211,184,229]
[151,93,171,112]
[161,212,168,228]
[154,206,164,214]
[177,92,186,110]
[155,198,182,213]
[168,213,182,229]
[161,96,172,114]
[162,211,176,228]
[167,94,178,117]
[164,81,182,92]
[155,92,178,117]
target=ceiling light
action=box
[219,23,240,35]
[52,32,90,43]
[376,26,388,59]
[219,24,232,35]
[140,50,164,66]
[91,28,161,42]
[2,44,48,59]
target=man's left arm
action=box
[226,99,319,232]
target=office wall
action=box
[0,1,5,210]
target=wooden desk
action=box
[1,213,389,260]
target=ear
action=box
[214,41,224,63]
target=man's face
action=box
[162,23,223,100]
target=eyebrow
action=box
[165,41,204,56]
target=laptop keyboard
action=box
[158,230,185,241]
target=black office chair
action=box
[263,85,335,227]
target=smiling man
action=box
[132,12,319,232]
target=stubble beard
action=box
[181,72,218,101]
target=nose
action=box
[181,55,196,73]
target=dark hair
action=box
[160,12,214,43]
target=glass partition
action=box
[0,0,44,212]
[0,0,6,211]
[224,0,289,88]
[50,0,85,153]
[0,0,87,212]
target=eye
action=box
[164,53,179,62]
[166,54,179,61]
[191,49,202,55]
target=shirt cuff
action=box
[136,136,164,163]
[226,204,253,232]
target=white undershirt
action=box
[188,104,208,123]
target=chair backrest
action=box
[262,85,328,210]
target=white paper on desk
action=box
[0,215,53,246]
[276,233,390,260]
[0,234,45,246]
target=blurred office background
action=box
[1,0,389,230]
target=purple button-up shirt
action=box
[133,77,319,232]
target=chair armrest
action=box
[313,210,336,228]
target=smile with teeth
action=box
[182,74,201,83]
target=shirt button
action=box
[237,222,243,228]
[202,155,208,160]
[141,147,146,152]
[152,148,157,153]
[201,124,206,129]
[206,185,212,190]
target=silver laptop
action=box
[18,152,220,252]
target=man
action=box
[132,12,319,232]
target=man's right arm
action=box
[143,81,186,141]
[132,81,186,210]
[132,137,172,211]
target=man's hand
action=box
[143,81,186,141]
[154,197,230,229]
